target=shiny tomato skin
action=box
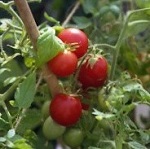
[63,128,84,148]
[49,93,82,127]
[42,116,66,140]
[58,28,88,58]
[78,57,108,89]
[47,50,78,77]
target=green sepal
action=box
[36,26,64,67]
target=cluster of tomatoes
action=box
[42,28,108,148]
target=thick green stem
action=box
[110,7,150,80]
[0,1,23,26]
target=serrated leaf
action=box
[123,82,150,101]
[15,72,36,108]
[92,109,115,121]
[17,109,42,134]
[36,26,64,67]
[128,141,147,149]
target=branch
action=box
[62,1,80,27]
[14,0,62,97]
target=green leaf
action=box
[4,77,19,86]
[92,109,115,121]
[128,141,147,149]
[124,9,150,38]
[125,20,150,38]
[0,137,6,142]
[123,82,150,101]
[17,109,42,134]
[13,139,33,149]
[36,26,64,67]
[73,16,92,29]
[81,0,97,15]
[15,72,36,108]
[136,0,150,9]
[0,68,10,74]
[88,147,101,149]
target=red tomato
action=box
[49,93,82,127]
[47,50,78,77]
[58,28,88,58]
[81,103,89,110]
[78,56,108,89]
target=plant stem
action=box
[14,108,26,131]
[14,0,39,49]
[62,1,80,27]
[0,79,21,102]
[110,7,150,80]
[0,1,23,26]
[0,101,13,128]
[92,43,115,50]
[109,14,130,80]
[14,0,62,97]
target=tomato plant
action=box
[58,28,89,58]
[78,56,108,89]
[42,116,66,140]
[49,93,82,126]
[47,50,78,77]
[41,100,51,119]
[63,128,84,148]
[0,0,150,149]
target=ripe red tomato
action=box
[78,56,108,89]
[47,50,78,77]
[58,28,88,58]
[49,93,82,127]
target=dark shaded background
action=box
[0,0,78,25]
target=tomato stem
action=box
[0,101,13,128]
[110,7,150,80]
[62,1,80,27]
[0,1,23,26]
[14,0,63,97]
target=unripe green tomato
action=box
[110,5,120,18]
[42,116,66,140]
[63,128,84,148]
[41,100,51,119]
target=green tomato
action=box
[41,100,51,119]
[63,128,84,148]
[42,116,66,140]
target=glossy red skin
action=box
[78,57,108,89]
[49,93,82,127]
[58,28,88,58]
[47,50,78,77]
